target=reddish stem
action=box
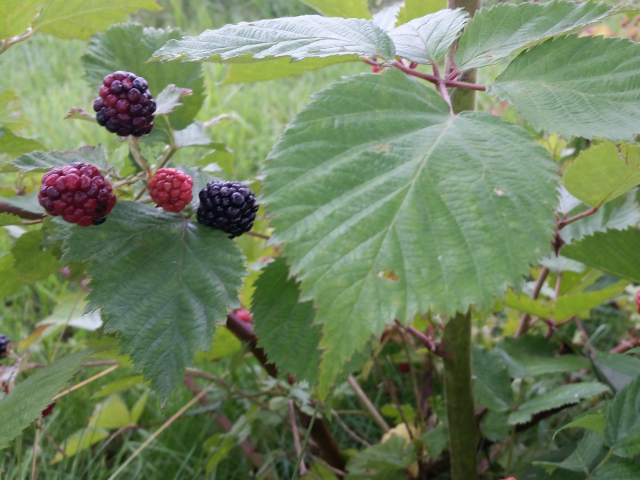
[557,206,599,230]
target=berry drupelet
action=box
[93,71,155,137]
[0,335,12,359]
[38,163,117,226]
[197,181,258,238]
[148,168,193,213]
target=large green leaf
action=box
[455,1,616,70]
[252,258,321,384]
[150,16,396,63]
[0,127,45,158]
[58,201,245,400]
[564,143,640,208]
[263,70,557,397]
[472,345,514,412]
[591,460,640,480]
[396,0,445,26]
[301,0,371,19]
[563,228,640,283]
[604,376,640,457]
[0,90,29,131]
[534,431,606,474]
[13,145,106,172]
[0,350,94,448]
[83,24,205,130]
[32,0,162,41]
[490,35,640,142]
[11,230,61,282]
[388,9,468,64]
[0,0,42,41]
[556,414,607,437]
[508,383,610,425]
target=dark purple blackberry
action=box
[95,70,154,137]
[197,181,258,238]
[0,335,12,359]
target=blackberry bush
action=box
[93,71,155,137]
[197,181,258,238]
[38,163,117,226]
[148,168,193,213]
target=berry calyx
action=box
[148,168,193,213]
[196,181,258,238]
[38,163,117,227]
[94,71,154,137]
[0,335,13,359]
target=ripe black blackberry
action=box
[0,335,12,359]
[197,181,258,238]
[93,71,155,137]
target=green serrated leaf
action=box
[417,425,447,459]
[195,326,242,361]
[83,23,204,130]
[508,383,609,425]
[12,230,60,282]
[33,0,162,41]
[301,0,371,19]
[49,428,110,464]
[59,201,245,400]
[472,345,514,412]
[13,145,107,173]
[396,0,445,26]
[0,253,23,298]
[91,375,146,399]
[151,16,396,63]
[555,414,607,438]
[0,127,45,158]
[456,1,615,70]
[0,1,42,41]
[90,394,132,429]
[0,90,29,131]
[388,9,468,64]
[489,35,640,142]
[534,431,606,473]
[564,143,640,208]
[0,192,42,215]
[262,70,557,397]
[563,228,640,284]
[0,350,94,448]
[220,56,357,84]
[346,435,416,477]
[176,165,215,211]
[553,281,627,321]
[252,258,321,384]
[604,376,640,457]
[173,121,214,148]
[591,459,640,479]
[0,213,21,226]
[154,84,193,116]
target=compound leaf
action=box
[604,376,640,457]
[456,1,616,70]
[33,0,161,41]
[301,0,371,19]
[489,35,640,142]
[262,70,557,397]
[564,142,640,208]
[59,201,245,400]
[0,350,94,448]
[389,9,468,64]
[150,16,396,63]
[508,383,610,425]
[12,145,107,172]
[563,228,640,284]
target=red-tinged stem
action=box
[514,266,550,337]
[611,336,640,354]
[576,319,596,355]
[289,400,307,476]
[446,79,487,91]
[557,206,599,229]
[405,324,450,359]
[432,61,454,115]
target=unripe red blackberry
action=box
[196,181,258,238]
[148,168,193,213]
[38,163,117,227]
[0,335,12,359]
[94,71,154,137]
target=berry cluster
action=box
[148,168,193,213]
[197,181,258,238]
[38,162,117,226]
[94,71,155,137]
[0,334,12,359]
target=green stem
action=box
[291,402,321,480]
[442,311,478,480]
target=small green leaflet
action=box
[564,142,640,208]
[154,84,193,116]
[59,201,245,400]
[490,35,640,142]
[455,1,616,70]
[555,414,607,437]
[563,228,640,284]
[346,435,416,477]
[301,0,371,19]
[150,16,396,63]
[388,9,468,64]
[604,376,640,457]
[0,90,29,131]
[533,431,606,474]
[0,350,95,448]
[396,0,445,27]
[13,144,107,172]
[263,70,557,397]
[252,258,321,384]
[508,383,609,425]
[472,345,513,412]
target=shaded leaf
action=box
[195,326,242,361]
[13,144,107,173]
[262,70,557,397]
[604,375,640,457]
[456,1,616,70]
[49,428,109,464]
[0,253,23,298]
[489,36,640,141]
[150,16,396,63]
[389,9,468,64]
[472,345,513,412]
[301,0,371,19]
[508,383,609,425]
[59,201,245,400]
[0,127,45,158]
[346,435,416,479]
[396,0,445,26]
[591,459,640,479]
[0,192,42,214]
[0,350,94,448]
[555,414,607,437]
[417,425,447,459]
[534,431,606,473]
[11,230,60,282]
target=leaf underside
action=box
[262,70,558,397]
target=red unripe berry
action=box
[636,290,640,314]
[235,309,253,323]
[371,65,382,73]
[148,168,193,213]
[398,363,411,373]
